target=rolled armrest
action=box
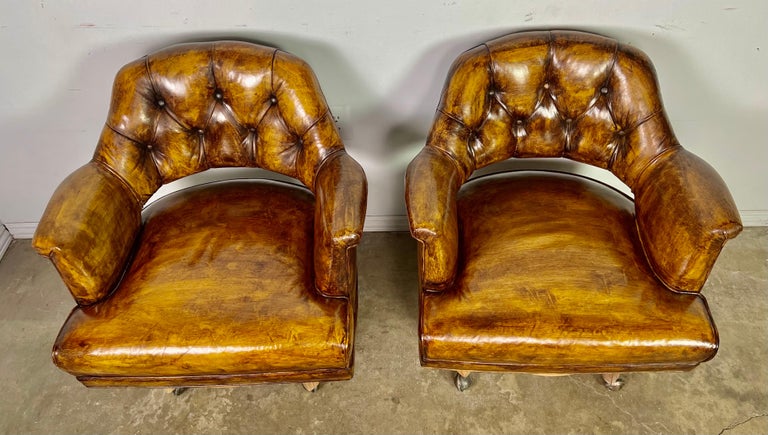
[32,162,142,305]
[314,151,367,298]
[405,147,462,291]
[635,147,742,292]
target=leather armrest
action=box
[314,151,367,298]
[405,147,462,291]
[32,162,142,305]
[635,147,742,292]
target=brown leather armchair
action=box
[33,41,367,391]
[406,30,742,391]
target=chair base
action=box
[454,371,472,392]
[171,387,189,396]
[421,355,702,374]
[168,383,322,395]
[76,366,352,388]
[444,370,626,394]
[302,382,320,392]
[602,373,626,391]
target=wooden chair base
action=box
[302,382,320,392]
[601,373,625,391]
[169,382,320,395]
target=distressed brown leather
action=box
[407,30,741,374]
[33,41,366,387]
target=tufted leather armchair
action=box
[406,30,742,391]
[33,41,367,391]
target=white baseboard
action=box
[364,215,410,232]
[739,210,768,227]
[0,225,12,261]
[0,209,764,244]
[5,219,411,236]
[367,212,768,230]
[5,222,37,239]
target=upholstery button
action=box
[601,87,609,94]
[197,129,205,135]
[249,127,256,133]
[516,119,524,125]
[214,89,224,100]
[156,99,166,107]
[617,130,625,136]
[269,96,277,105]
[146,144,153,150]
[543,83,550,89]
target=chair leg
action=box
[171,387,189,396]
[302,382,320,393]
[454,371,472,392]
[601,373,625,391]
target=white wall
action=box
[1,0,766,233]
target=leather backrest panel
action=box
[93,41,343,202]
[429,30,676,189]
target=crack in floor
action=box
[568,375,662,434]
[718,413,768,435]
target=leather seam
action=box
[92,160,144,207]
[311,148,346,193]
[425,145,467,185]
[631,143,681,192]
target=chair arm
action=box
[635,147,742,293]
[405,147,462,292]
[32,162,142,306]
[314,151,367,298]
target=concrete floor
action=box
[0,229,766,434]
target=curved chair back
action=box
[95,41,343,203]
[429,30,675,189]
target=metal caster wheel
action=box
[601,373,625,391]
[172,387,189,396]
[454,372,471,392]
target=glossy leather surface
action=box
[33,162,141,305]
[55,180,352,378]
[421,172,717,372]
[33,41,366,387]
[407,30,741,374]
[408,30,741,294]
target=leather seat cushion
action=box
[53,179,351,377]
[421,171,718,372]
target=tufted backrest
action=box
[93,41,343,203]
[429,30,677,189]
